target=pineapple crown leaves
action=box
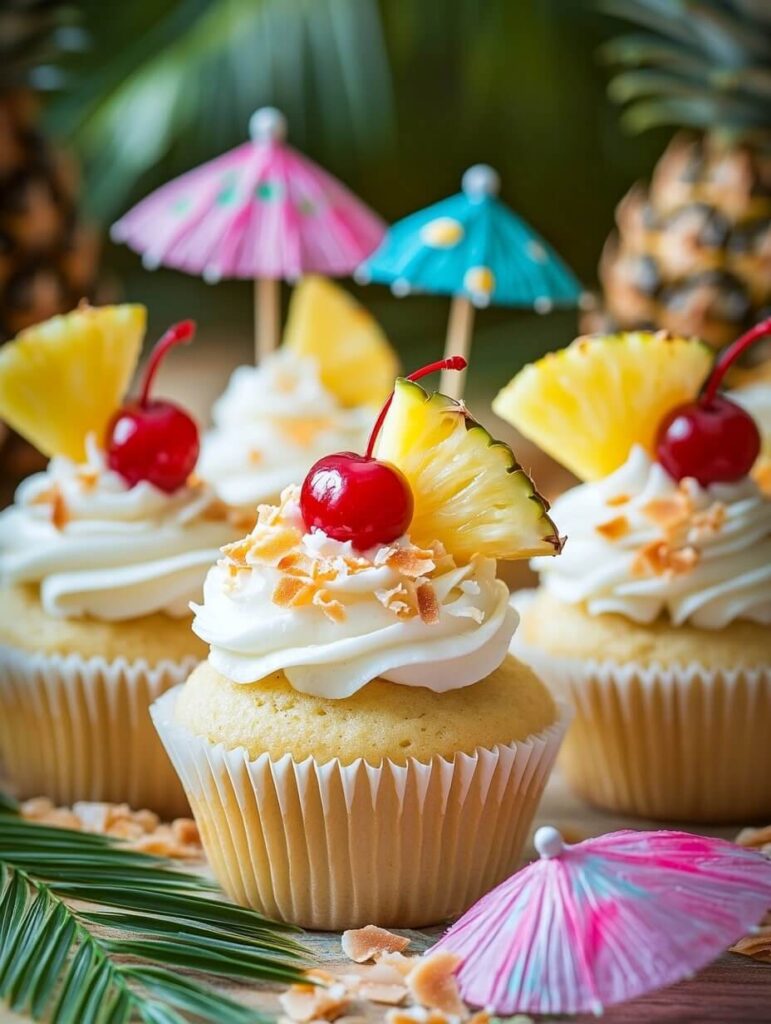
[0,792,310,1023]
[598,0,771,141]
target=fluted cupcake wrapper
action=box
[513,637,771,823]
[152,687,571,930]
[0,644,195,819]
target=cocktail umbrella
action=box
[111,108,386,362]
[356,164,583,398]
[434,826,771,1016]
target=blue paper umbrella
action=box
[357,164,584,396]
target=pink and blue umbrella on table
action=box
[434,826,771,1016]
[357,164,584,397]
[111,108,386,361]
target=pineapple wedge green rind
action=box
[493,331,713,482]
[373,378,562,562]
[0,304,146,462]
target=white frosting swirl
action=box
[0,439,236,621]
[534,445,771,629]
[192,488,517,699]
[734,380,771,454]
[199,349,372,507]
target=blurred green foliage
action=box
[48,0,674,386]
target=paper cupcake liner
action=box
[0,644,196,819]
[152,687,571,930]
[513,637,771,823]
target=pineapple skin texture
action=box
[592,134,771,350]
[175,653,557,765]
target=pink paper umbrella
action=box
[111,107,385,361]
[434,826,771,1016]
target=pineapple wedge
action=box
[0,304,146,462]
[284,275,398,408]
[493,332,713,482]
[373,378,562,561]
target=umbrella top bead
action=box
[462,164,500,200]
[249,106,288,144]
[534,826,565,859]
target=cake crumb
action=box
[406,952,466,1017]
[342,925,410,963]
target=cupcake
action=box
[494,327,771,823]
[153,359,570,929]
[199,276,398,510]
[0,305,239,817]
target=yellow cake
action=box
[0,305,237,817]
[496,331,771,823]
[175,654,556,765]
[154,371,569,929]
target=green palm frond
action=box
[0,794,309,1023]
[48,0,395,221]
[598,0,771,141]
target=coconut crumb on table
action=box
[731,825,771,964]
[20,796,203,861]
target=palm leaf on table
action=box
[0,793,310,1023]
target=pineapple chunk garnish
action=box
[0,304,146,461]
[284,275,398,408]
[373,378,562,561]
[493,331,713,482]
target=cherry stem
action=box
[365,356,468,458]
[701,316,771,407]
[139,320,196,407]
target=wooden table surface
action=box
[2,772,769,1024]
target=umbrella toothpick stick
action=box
[255,277,280,363]
[442,295,474,398]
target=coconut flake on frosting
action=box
[198,349,373,508]
[534,445,771,629]
[0,436,237,621]
[192,486,518,699]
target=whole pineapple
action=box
[0,0,99,342]
[590,0,771,351]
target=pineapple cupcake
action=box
[199,276,398,509]
[153,359,570,929]
[0,306,239,817]
[495,328,771,823]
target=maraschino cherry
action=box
[106,320,200,493]
[656,318,771,486]
[300,357,467,549]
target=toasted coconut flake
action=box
[313,589,346,623]
[76,466,99,491]
[230,509,258,532]
[406,952,466,1017]
[731,911,771,963]
[186,471,203,489]
[359,983,407,1006]
[736,825,771,851]
[342,925,411,964]
[279,552,316,578]
[249,525,303,564]
[605,493,630,507]
[282,417,333,448]
[631,540,700,578]
[753,457,771,496]
[595,515,630,541]
[222,538,251,566]
[690,502,727,537]
[202,498,231,522]
[51,488,69,530]
[279,980,349,1023]
[387,547,436,579]
[642,493,693,532]
[273,576,317,609]
[248,448,264,465]
[376,583,417,621]
[376,952,416,978]
[417,582,441,625]
[386,1008,452,1024]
